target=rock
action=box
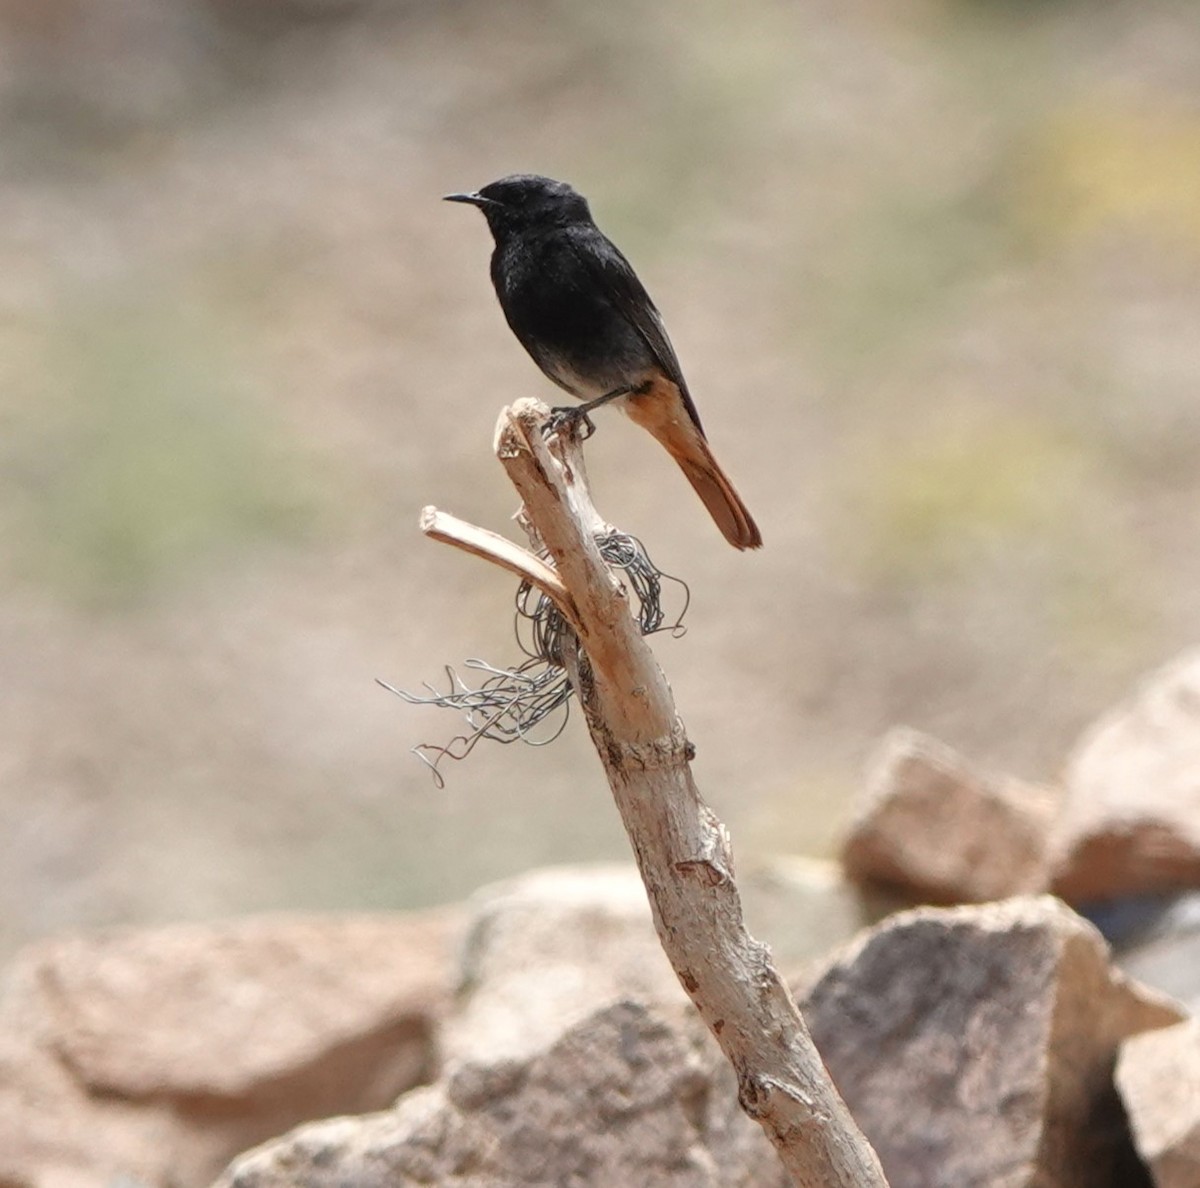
[800,895,1183,1188]
[442,864,690,1064]
[0,910,458,1188]
[1083,893,1183,949]
[841,728,1056,904]
[1116,1018,1200,1187]
[445,861,878,1067]
[216,862,881,1188]
[1105,892,1200,1013]
[216,1000,789,1188]
[1051,649,1200,903]
[741,855,890,969]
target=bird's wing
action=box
[563,225,705,434]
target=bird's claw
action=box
[542,406,596,442]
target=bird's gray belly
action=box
[528,332,652,401]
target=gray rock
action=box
[443,865,688,1065]
[216,1000,789,1188]
[1098,891,1200,1013]
[801,895,1183,1188]
[213,887,1188,1188]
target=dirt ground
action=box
[1,0,1198,959]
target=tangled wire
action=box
[381,531,689,787]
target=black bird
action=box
[444,173,762,550]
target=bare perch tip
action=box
[494,397,551,458]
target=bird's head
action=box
[443,174,592,238]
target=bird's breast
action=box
[490,233,652,399]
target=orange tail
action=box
[625,379,763,551]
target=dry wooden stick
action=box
[423,397,889,1188]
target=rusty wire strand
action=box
[383,530,689,787]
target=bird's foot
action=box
[543,405,596,441]
[542,386,632,441]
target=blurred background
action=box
[1,0,1198,963]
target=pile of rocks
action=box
[0,913,458,1188]
[840,647,1200,1184]
[844,648,1200,913]
[6,649,1200,1187]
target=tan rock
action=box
[801,895,1182,1188]
[841,728,1056,904]
[1051,649,1200,903]
[1117,1017,1200,1187]
[0,910,458,1188]
[216,1000,789,1188]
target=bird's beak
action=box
[442,191,491,207]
